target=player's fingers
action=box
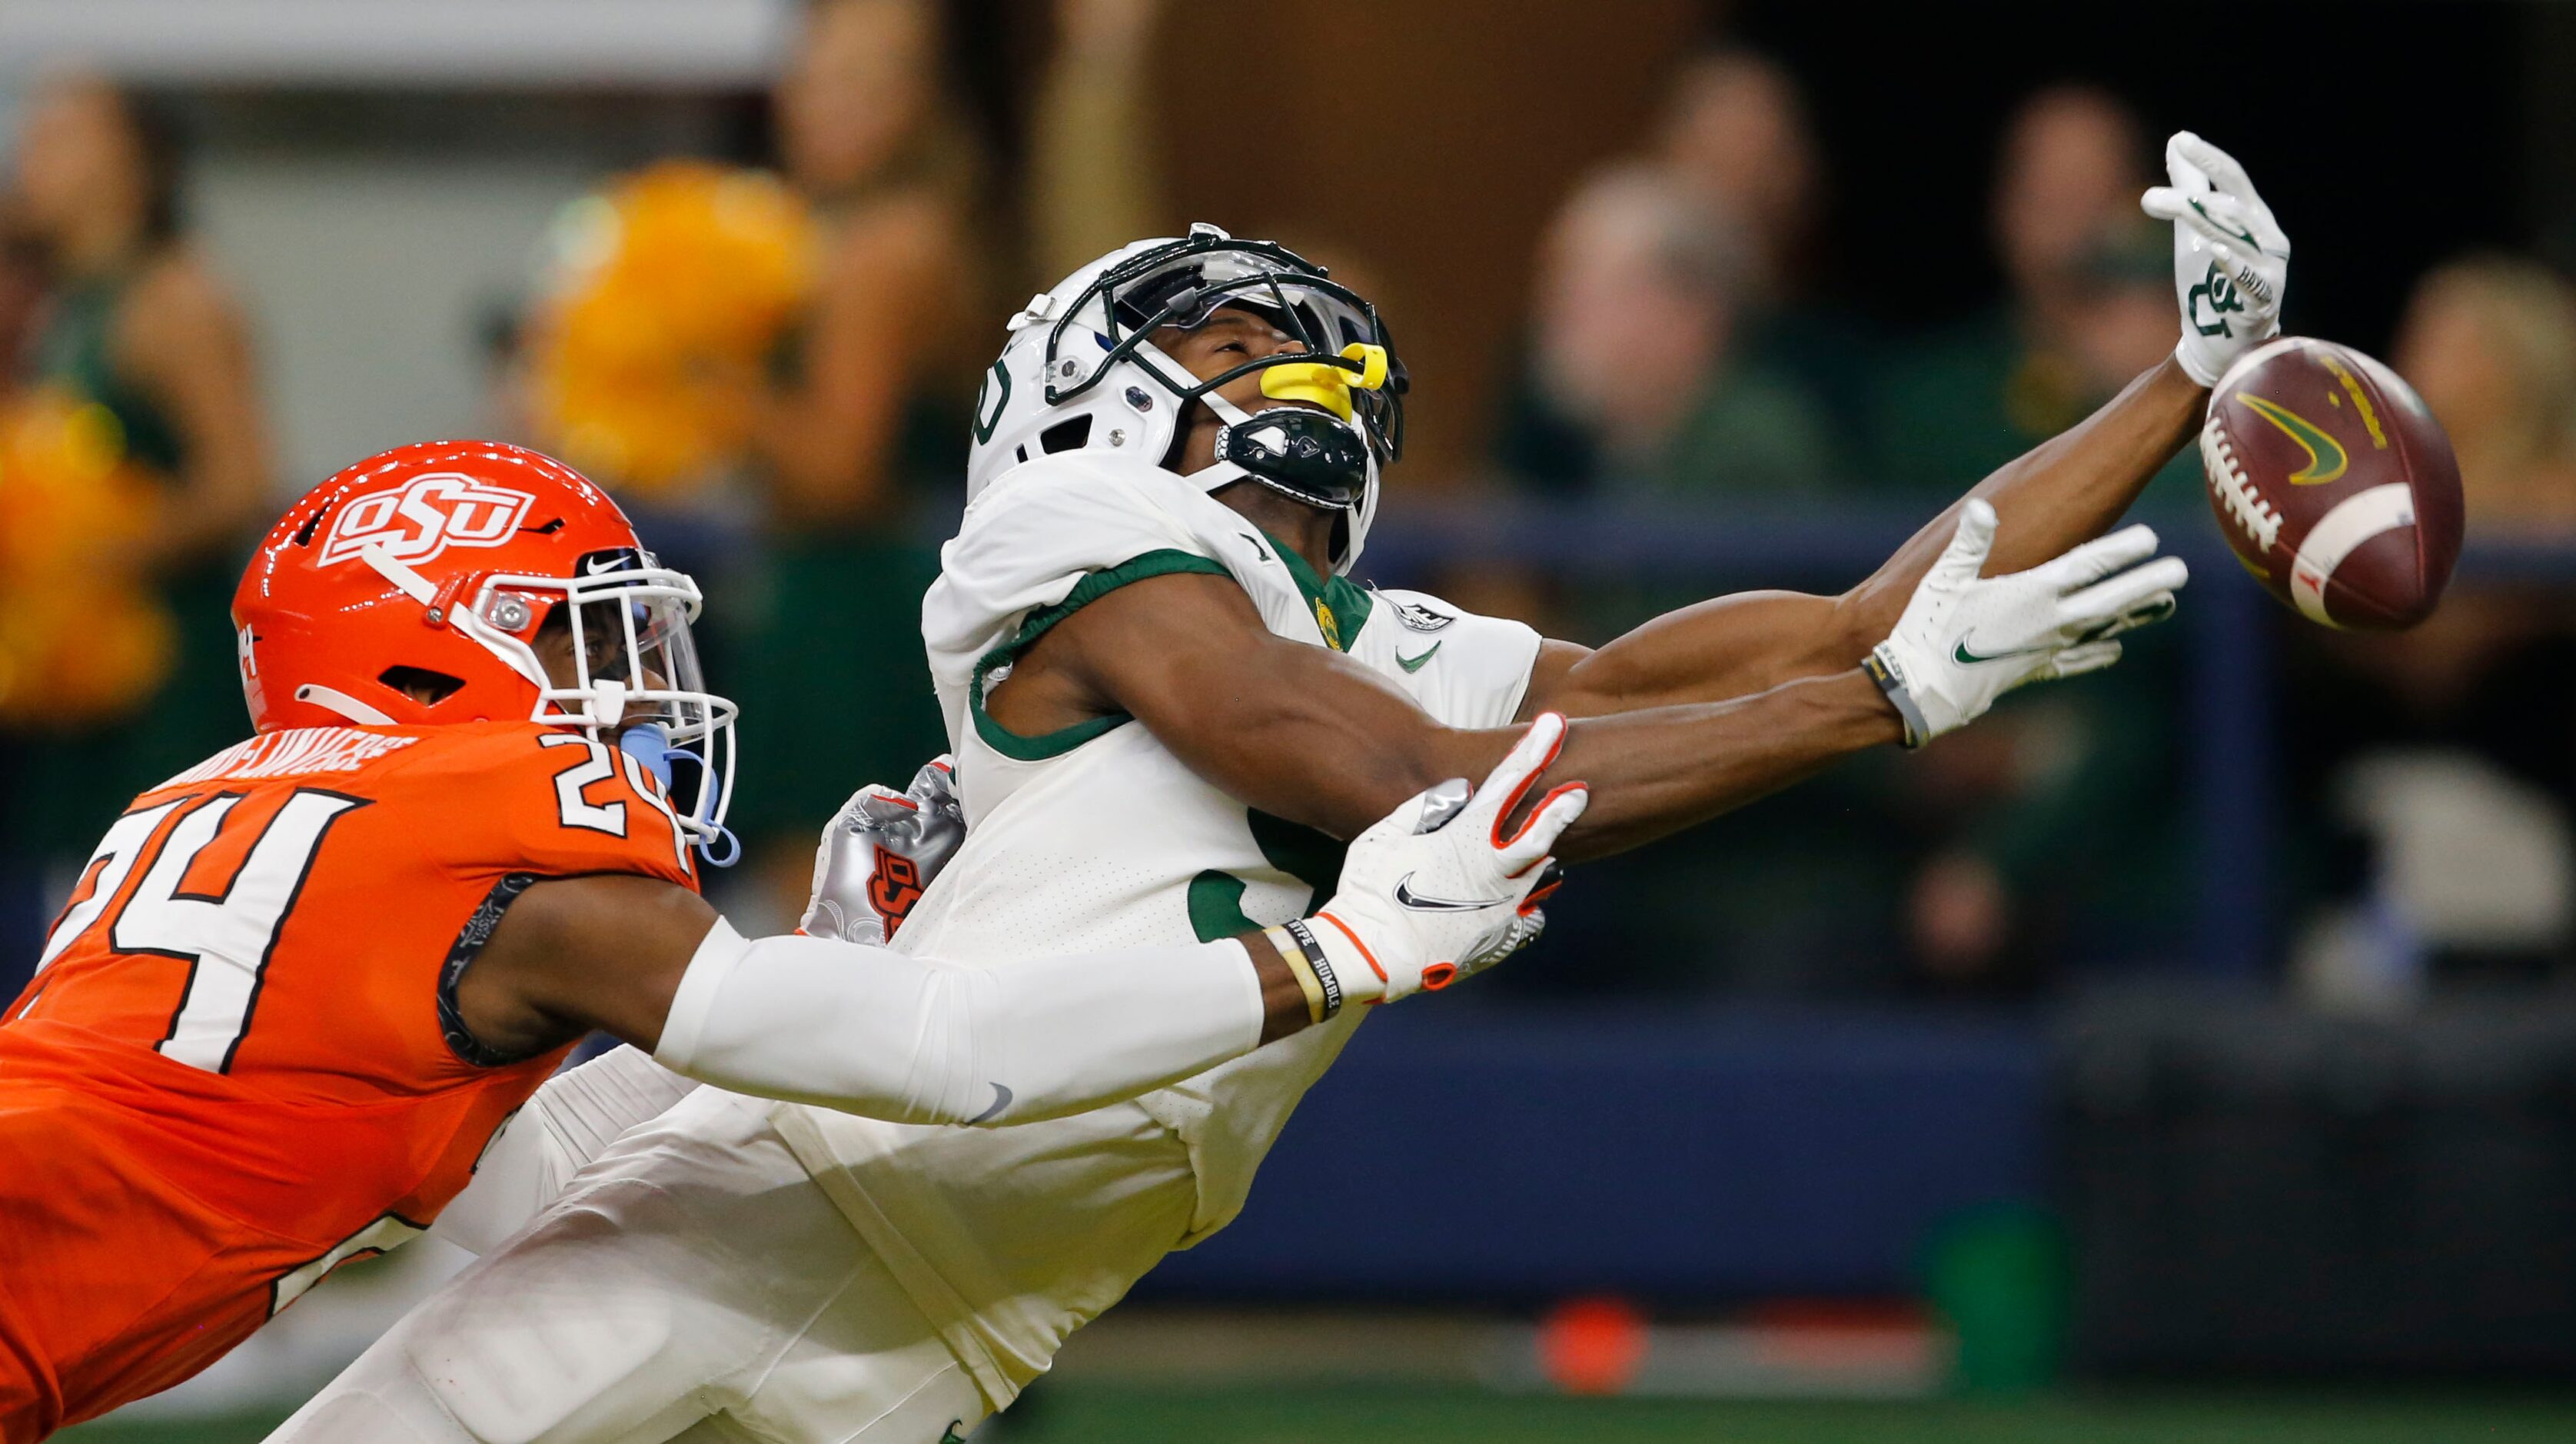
[2078,591,2179,642]
[1499,787,1588,876]
[2207,241,2283,308]
[2172,131,2259,202]
[1373,787,1435,840]
[1471,710,1571,843]
[1935,498,2000,583]
[2045,523,2160,586]
[2139,185,2189,223]
[1519,861,1566,914]
[911,756,958,803]
[2169,205,2255,255]
[2041,639,2124,680]
[2192,190,2255,235]
[2164,131,2214,195]
[2243,205,2292,258]
[2061,556,2190,626]
[853,784,919,826]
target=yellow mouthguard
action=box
[1257,343,1389,422]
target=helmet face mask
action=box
[1054,235,1406,475]
[461,555,738,841]
[966,226,1407,574]
[235,441,738,854]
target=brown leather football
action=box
[2199,337,2463,630]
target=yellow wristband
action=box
[1265,924,1329,1025]
[1278,918,1345,1020]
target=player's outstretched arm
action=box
[1004,507,2179,860]
[1532,132,2286,715]
[447,723,1580,1130]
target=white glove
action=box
[2141,130,2290,387]
[1866,500,2188,748]
[799,757,966,944]
[1269,714,1586,1014]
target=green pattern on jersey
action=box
[1181,539,1361,941]
[968,549,1231,761]
[1185,809,1348,942]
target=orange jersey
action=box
[0,720,698,1438]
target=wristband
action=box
[1275,918,1344,1020]
[1264,925,1328,1024]
[1863,644,1930,750]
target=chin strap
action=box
[1191,348,1381,525]
[359,543,438,604]
[292,684,397,726]
[1212,407,1371,513]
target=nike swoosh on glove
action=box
[1868,500,2189,748]
[1305,713,1587,1004]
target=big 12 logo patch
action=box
[318,473,536,568]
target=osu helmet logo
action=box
[317,473,536,567]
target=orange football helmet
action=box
[233,440,736,847]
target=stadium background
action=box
[6,0,2576,1438]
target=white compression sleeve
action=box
[428,1044,701,1256]
[653,919,1265,1126]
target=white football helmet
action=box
[964,224,1406,574]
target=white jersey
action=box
[773,454,1540,1406]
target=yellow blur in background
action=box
[525,161,817,501]
[0,388,174,727]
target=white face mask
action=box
[358,543,740,857]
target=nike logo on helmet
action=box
[1393,873,1507,912]
[967,1082,1013,1124]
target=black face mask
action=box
[1214,408,1371,511]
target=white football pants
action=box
[262,1090,986,1444]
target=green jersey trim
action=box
[969,549,1231,761]
[1268,531,1372,652]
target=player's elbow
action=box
[1305,737,1469,842]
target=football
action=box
[2199,336,2463,630]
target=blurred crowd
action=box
[7,0,2576,1007]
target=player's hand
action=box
[1866,500,2187,748]
[799,757,965,944]
[2142,130,2290,388]
[1301,714,1586,1006]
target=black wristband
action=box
[1279,918,1344,1020]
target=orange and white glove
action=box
[1261,714,1585,1018]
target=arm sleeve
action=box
[429,1044,701,1255]
[653,919,1265,1126]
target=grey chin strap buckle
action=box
[1414,777,1473,835]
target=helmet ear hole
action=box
[1039,416,1092,454]
[377,666,464,705]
